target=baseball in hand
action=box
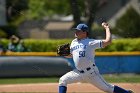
[102,22,109,28]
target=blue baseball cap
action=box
[74,23,88,32]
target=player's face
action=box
[75,30,87,39]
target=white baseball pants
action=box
[59,65,114,93]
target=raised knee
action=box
[59,77,67,86]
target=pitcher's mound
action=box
[0,83,139,93]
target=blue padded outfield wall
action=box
[66,55,140,74]
[95,56,140,74]
[0,54,140,77]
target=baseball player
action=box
[58,22,134,93]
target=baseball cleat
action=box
[128,89,134,93]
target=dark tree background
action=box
[70,0,99,38]
[112,7,140,38]
[1,0,140,38]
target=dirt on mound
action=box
[0,83,139,93]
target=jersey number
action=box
[79,51,85,57]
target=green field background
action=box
[0,74,140,85]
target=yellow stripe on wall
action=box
[95,52,140,56]
[2,52,57,56]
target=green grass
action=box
[103,74,140,83]
[0,77,59,84]
[0,74,140,85]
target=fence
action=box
[0,52,140,77]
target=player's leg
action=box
[113,86,134,93]
[86,66,131,93]
[59,69,84,93]
[86,69,114,92]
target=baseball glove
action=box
[57,43,70,56]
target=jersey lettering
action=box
[71,45,87,51]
